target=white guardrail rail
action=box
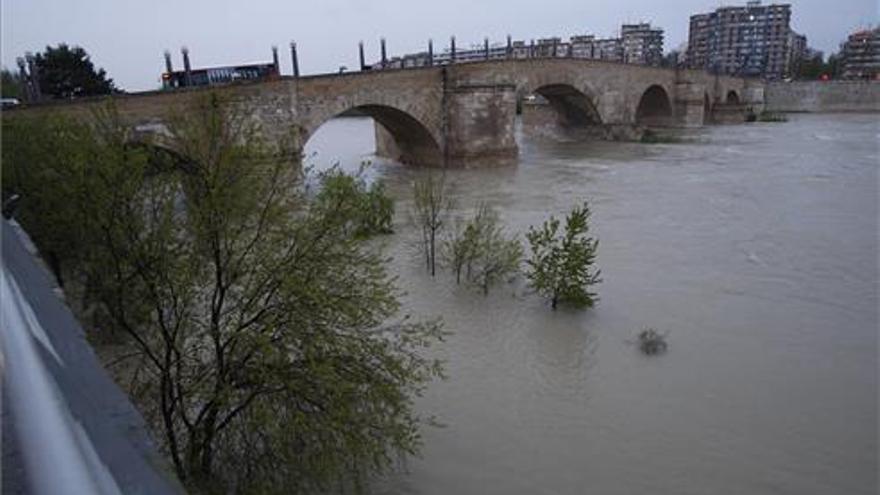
[1,218,182,495]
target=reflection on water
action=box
[305,114,878,495]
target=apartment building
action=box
[621,23,664,66]
[841,27,880,79]
[687,1,796,79]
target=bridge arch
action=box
[126,126,199,176]
[530,83,603,127]
[726,90,741,104]
[517,68,606,119]
[635,84,674,127]
[303,103,443,167]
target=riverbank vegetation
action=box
[746,110,788,123]
[640,128,686,144]
[757,111,788,122]
[1,95,444,494]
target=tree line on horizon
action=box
[2,43,116,101]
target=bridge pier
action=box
[375,83,518,167]
[520,97,652,142]
[674,81,708,127]
[444,84,518,167]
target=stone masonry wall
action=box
[764,81,880,112]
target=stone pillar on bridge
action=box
[673,80,708,127]
[290,42,299,77]
[358,41,366,70]
[163,50,173,75]
[181,47,193,87]
[428,39,434,66]
[444,84,519,167]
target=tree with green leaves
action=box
[2,95,444,494]
[412,172,452,277]
[314,166,394,238]
[29,44,116,99]
[525,202,601,309]
[444,203,521,294]
[444,215,479,285]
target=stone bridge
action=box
[6,58,759,167]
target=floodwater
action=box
[304,114,879,495]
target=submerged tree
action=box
[525,202,601,309]
[313,166,394,238]
[2,95,444,494]
[412,172,452,277]
[444,203,521,294]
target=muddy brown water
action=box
[305,113,878,495]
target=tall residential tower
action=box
[687,1,799,79]
[621,23,664,66]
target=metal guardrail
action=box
[1,264,122,495]
[1,219,182,495]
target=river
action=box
[305,113,878,495]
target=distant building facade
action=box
[622,23,664,66]
[594,38,624,61]
[786,31,808,76]
[841,27,880,80]
[687,1,798,79]
[372,23,663,69]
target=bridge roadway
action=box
[6,58,758,167]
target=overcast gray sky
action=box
[2,0,876,91]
